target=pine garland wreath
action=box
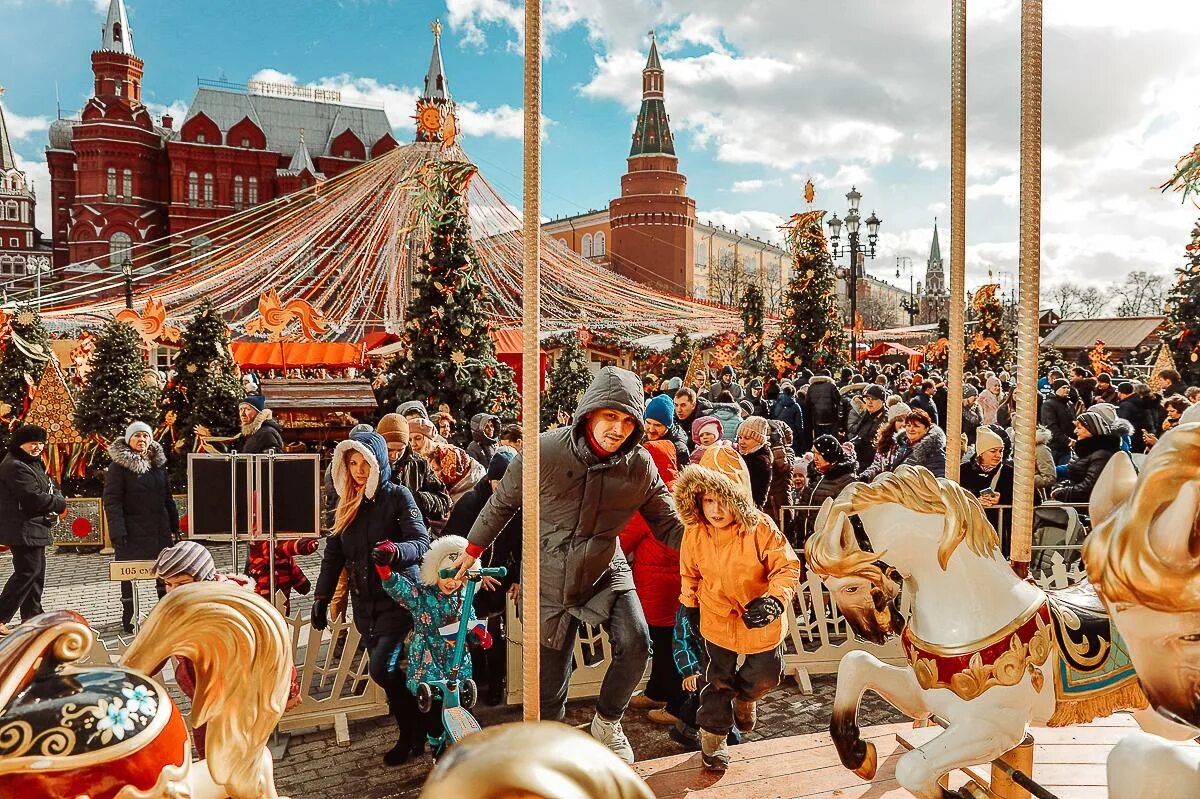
[1166,219,1200,385]
[160,299,243,465]
[541,332,592,428]
[662,328,693,380]
[75,320,160,442]
[776,209,845,372]
[739,282,768,378]
[384,169,519,424]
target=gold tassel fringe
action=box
[1047,679,1148,727]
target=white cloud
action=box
[730,178,780,194]
[0,103,49,141]
[14,153,52,234]
[145,100,189,125]
[699,209,786,245]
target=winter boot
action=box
[733,699,757,732]
[699,728,730,772]
[589,712,635,764]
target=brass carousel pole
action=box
[520,0,543,720]
[945,0,967,481]
[1010,0,1042,573]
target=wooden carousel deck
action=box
[634,714,1195,798]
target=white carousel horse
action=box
[0,581,291,799]
[804,464,1196,799]
[1082,421,1200,798]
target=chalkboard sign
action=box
[186,453,319,541]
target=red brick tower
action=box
[46,0,168,272]
[608,33,696,296]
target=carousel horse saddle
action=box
[1046,583,1113,672]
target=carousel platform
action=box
[634,714,1186,798]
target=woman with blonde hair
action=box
[312,430,431,765]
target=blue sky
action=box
[4,0,1200,306]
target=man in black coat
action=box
[235,394,285,453]
[377,413,451,525]
[803,370,841,443]
[911,379,941,427]
[0,425,67,634]
[1115,382,1151,454]
[707,364,744,402]
[1158,369,1188,400]
[1040,379,1075,465]
[771,381,805,450]
[673,387,713,450]
[848,385,888,470]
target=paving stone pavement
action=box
[2,543,906,798]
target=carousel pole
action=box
[520,0,542,721]
[1010,0,1042,574]
[945,0,967,481]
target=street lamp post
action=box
[827,186,881,367]
[896,256,918,325]
[122,257,134,309]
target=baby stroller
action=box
[414,565,507,757]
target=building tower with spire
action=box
[414,20,457,144]
[0,86,49,279]
[608,32,696,295]
[918,218,949,324]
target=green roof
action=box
[629,98,675,158]
[929,221,942,264]
[645,36,662,71]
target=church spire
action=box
[0,87,18,172]
[101,0,134,55]
[928,217,942,265]
[629,31,675,158]
[925,218,945,295]
[422,19,450,102]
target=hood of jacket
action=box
[107,438,166,475]
[332,431,392,499]
[808,375,834,386]
[241,407,277,437]
[397,400,430,420]
[1036,426,1051,445]
[806,458,856,483]
[1074,433,1120,460]
[674,460,768,534]
[570,366,646,459]
[897,423,947,454]
[470,413,499,444]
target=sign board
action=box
[109,560,158,581]
[186,453,321,541]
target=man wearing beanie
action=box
[848,385,888,471]
[735,417,772,510]
[235,393,284,454]
[104,419,177,632]
[959,424,1014,554]
[378,413,450,525]
[452,366,684,763]
[1040,379,1075,465]
[644,394,690,468]
[0,425,67,635]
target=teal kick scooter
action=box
[415,565,507,756]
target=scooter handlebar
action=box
[439,566,508,580]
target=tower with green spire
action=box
[609,32,696,297]
[919,218,949,324]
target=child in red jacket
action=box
[620,439,684,722]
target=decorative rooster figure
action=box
[114,297,183,349]
[244,290,329,341]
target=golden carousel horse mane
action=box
[1083,422,1200,613]
[807,465,999,581]
[120,581,291,799]
[420,721,655,799]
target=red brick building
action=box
[46,0,400,277]
[0,87,50,282]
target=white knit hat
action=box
[125,421,153,444]
[887,402,911,423]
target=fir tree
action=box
[161,300,243,465]
[541,334,592,429]
[1166,219,1200,386]
[776,212,845,372]
[739,282,768,378]
[75,320,159,441]
[384,180,519,422]
[966,284,1011,372]
[0,305,52,451]
[661,328,693,381]
[1040,344,1068,376]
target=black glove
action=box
[371,540,399,566]
[311,598,329,631]
[742,596,784,629]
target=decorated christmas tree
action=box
[0,305,53,451]
[1165,219,1200,386]
[739,282,768,378]
[966,283,1011,372]
[776,210,845,372]
[541,333,592,429]
[75,320,160,442]
[661,328,693,381]
[384,168,519,422]
[1087,339,1114,378]
[160,300,243,468]
[1040,343,1069,377]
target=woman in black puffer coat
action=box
[103,421,178,632]
[0,425,67,635]
[1049,411,1121,505]
[312,430,430,766]
[791,435,858,549]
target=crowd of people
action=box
[1,355,1197,775]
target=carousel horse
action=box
[419,721,655,799]
[1082,421,1200,798]
[0,581,291,799]
[804,464,1197,799]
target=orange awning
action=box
[231,341,365,370]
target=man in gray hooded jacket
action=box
[455,366,683,763]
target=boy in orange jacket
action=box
[675,445,801,771]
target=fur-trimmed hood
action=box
[107,438,166,475]
[419,535,469,585]
[1036,425,1051,445]
[332,431,391,500]
[240,407,276,437]
[674,461,769,534]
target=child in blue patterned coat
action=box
[373,535,498,741]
